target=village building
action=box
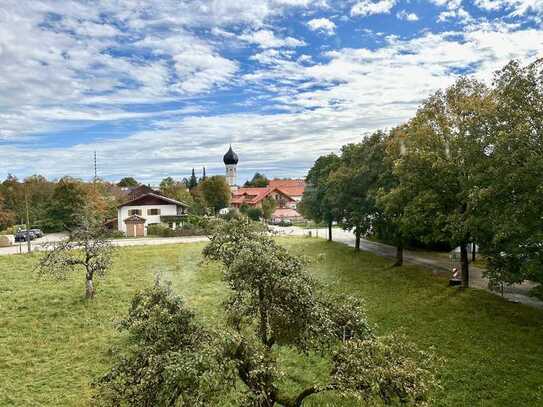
[113,145,306,236]
[224,146,306,222]
[117,192,189,237]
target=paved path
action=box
[0,233,208,256]
[272,226,543,310]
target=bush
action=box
[219,208,241,221]
[148,224,176,237]
[104,230,125,239]
[246,207,263,221]
[147,223,207,238]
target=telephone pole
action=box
[93,151,98,182]
[24,185,31,254]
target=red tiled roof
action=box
[232,187,295,206]
[269,179,305,187]
[268,179,305,197]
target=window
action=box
[147,208,160,216]
[128,209,142,216]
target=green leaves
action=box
[332,335,441,406]
[93,281,233,407]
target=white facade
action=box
[226,163,237,186]
[117,204,179,235]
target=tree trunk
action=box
[460,243,469,289]
[328,220,332,241]
[85,277,95,299]
[393,243,403,267]
[472,242,476,262]
[355,230,361,251]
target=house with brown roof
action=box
[117,193,189,237]
[231,187,297,209]
[230,179,306,222]
[267,179,306,202]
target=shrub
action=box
[147,223,207,238]
[104,230,125,239]
[147,224,176,237]
[246,207,262,221]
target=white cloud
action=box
[475,0,543,16]
[1,0,543,183]
[437,7,473,22]
[307,17,336,34]
[430,0,462,9]
[396,10,419,21]
[351,0,396,17]
[239,30,306,48]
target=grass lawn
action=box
[1,238,542,406]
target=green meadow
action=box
[1,238,542,406]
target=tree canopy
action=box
[244,172,269,187]
[301,59,543,293]
[117,177,139,188]
[199,175,231,212]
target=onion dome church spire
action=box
[223,145,239,165]
[223,145,238,187]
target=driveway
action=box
[272,226,543,310]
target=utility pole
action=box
[24,185,31,254]
[93,151,98,182]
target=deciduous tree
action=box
[261,197,277,220]
[202,219,439,406]
[392,78,494,287]
[117,177,139,188]
[37,214,114,298]
[475,59,543,294]
[94,281,231,406]
[300,153,340,241]
[328,133,387,250]
[46,177,87,230]
[199,175,231,212]
[0,191,15,230]
[160,177,194,207]
[244,172,269,187]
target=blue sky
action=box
[1,0,542,184]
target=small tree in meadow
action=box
[37,215,114,299]
[93,280,232,406]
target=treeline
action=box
[0,171,231,233]
[301,59,543,294]
[0,175,122,232]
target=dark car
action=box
[15,230,36,242]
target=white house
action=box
[117,193,189,237]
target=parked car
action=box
[15,230,37,242]
[30,229,44,238]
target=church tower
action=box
[223,145,239,187]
